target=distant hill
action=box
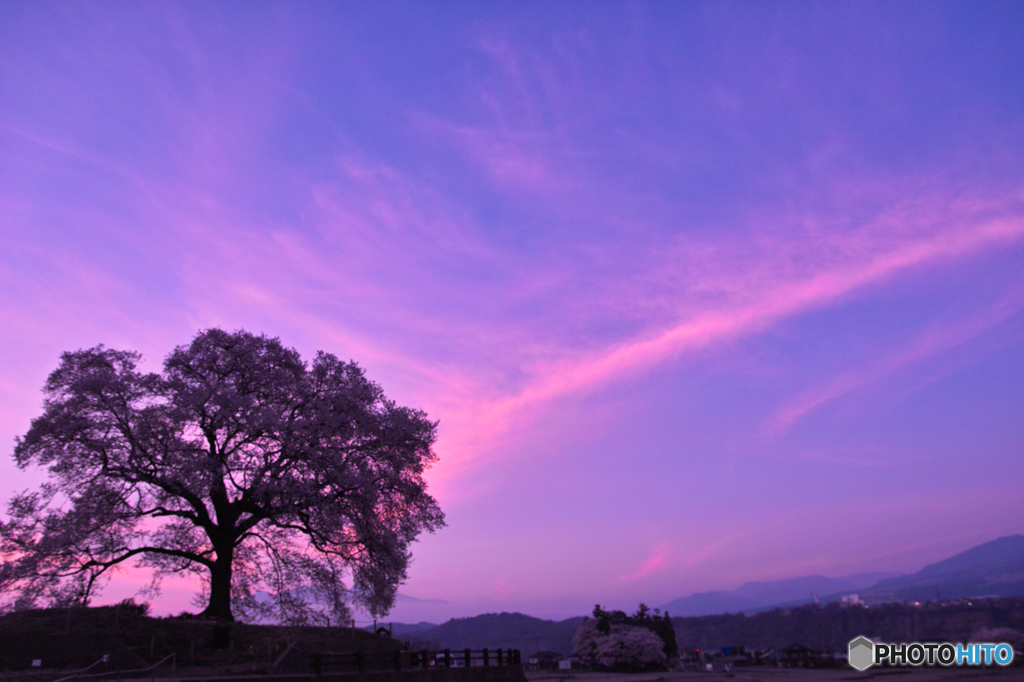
[733,573,898,604]
[658,591,761,617]
[860,534,1024,602]
[659,572,901,616]
[895,534,1023,580]
[383,622,437,636]
[398,612,585,655]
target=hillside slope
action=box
[660,535,1024,617]
[862,535,1024,602]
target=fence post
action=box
[444,649,451,669]
[356,651,365,673]
[394,649,402,671]
[497,649,503,667]
[483,648,489,667]
[312,653,322,675]
[463,649,470,668]
[420,650,428,668]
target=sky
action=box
[1,1,1023,623]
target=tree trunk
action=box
[201,549,234,622]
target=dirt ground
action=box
[525,666,1024,682]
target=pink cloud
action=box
[675,538,735,572]
[8,20,1023,513]
[618,542,671,582]
[427,212,1024,496]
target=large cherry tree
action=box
[0,329,445,622]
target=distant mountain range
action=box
[657,572,901,616]
[385,534,1024,655]
[398,612,585,655]
[384,622,438,636]
[858,534,1024,603]
[658,535,1024,616]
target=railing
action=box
[51,654,176,682]
[50,658,108,682]
[310,649,522,675]
[0,657,108,682]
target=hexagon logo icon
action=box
[848,636,874,671]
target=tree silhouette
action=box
[574,609,670,671]
[0,329,444,622]
[590,603,678,658]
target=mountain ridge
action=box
[660,534,1024,616]
[859,534,1024,602]
[384,534,1024,653]
[658,572,902,617]
[398,612,585,655]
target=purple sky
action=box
[2,2,1023,623]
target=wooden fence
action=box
[310,649,522,675]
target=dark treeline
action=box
[673,598,1024,651]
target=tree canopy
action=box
[573,619,668,670]
[590,603,677,659]
[573,604,677,670]
[0,329,445,622]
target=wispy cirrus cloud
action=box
[770,290,1024,434]
[3,2,1024,618]
[428,208,1024,493]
